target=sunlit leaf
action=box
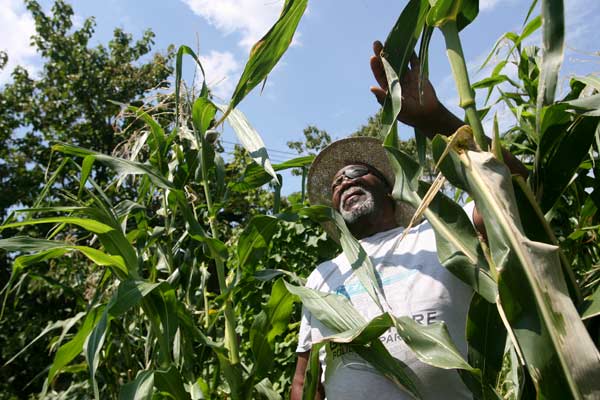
[536,0,565,122]
[439,146,600,398]
[238,215,280,271]
[216,105,278,183]
[383,0,429,76]
[229,0,307,108]
[119,370,154,400]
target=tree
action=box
[0,1,173,398]
[0,0,174,220]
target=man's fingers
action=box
[373,40,383,57]
[370,55,388,90]
[370,86,386,104]
[409,52,420,74]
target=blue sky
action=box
[2,0,600,194]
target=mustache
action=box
[340,186,369,205]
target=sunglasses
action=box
[331,165,389,189]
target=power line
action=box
[220,139,303,157]
[219,146,289,164]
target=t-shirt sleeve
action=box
[296,305,313,353]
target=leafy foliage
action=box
[1,0,599,399]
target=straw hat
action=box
[307,137,414,238]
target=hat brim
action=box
[307,137,415,239]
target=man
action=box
[290,42,525,399]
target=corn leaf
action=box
[238,215,280,271]
[230,155,314,192]
[298,205,388,312]
[85,281,163,399]
[229,0,307,109]
[250,279,296,379]
[384,0,429,77]
[426,0,478,30]
[436,145,600,398]
[119,370,154,400]
[379,56,403,140]
[383,140,497,303]
[536,0,564,115]
[581,286,600,320]
[465,293,506,396]
[254,378,281,400]
[53,143,175,190]
[47,305,105,385]
[174,45,208,127]
[216,105,278,184]
[154,367,190,400]
[302,342,324,400]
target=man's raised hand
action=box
[369,40,463,137]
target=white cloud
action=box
[564,0,600,49]
[479,0,501,12]
[199,50,240,100]
[0,0,38,84]
[181,0,286,52]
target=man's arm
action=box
[369,40,528,237]
[291,351,325,400]
[369,40,528,179]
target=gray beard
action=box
[339,187,376,224]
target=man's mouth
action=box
[341,187,366,209]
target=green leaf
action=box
[250,311,274,379]
[265,279,296,342]
[353,340,423,399]
[299,206,388,312]
[53,143,175,190]
[383,0,429,77]
[0,236,70,252]
[426,0,478,30]
[451,148,600,398]
[564,93,600,117]
[283,281,365,332]
[128,105,166,153]
[80,155,95,198]
[465,293,506,394]
[230,155,314,192]
[538,116,599,212]
[86,281,163,399]
[217,352,244,400]
[302,342,324,400]
[581,285,600,320]
[5,240,128,279]
[254,378,282,400]
[154,366,190,400]
[229,0,307,108]
[379,56,403,140]
[387,141,497,303]
[0,216,114,234]
[47,305,105,384]
[536,0,564,118]
[175,45,208,126]
[394,315,476,372]
[192,97,217,138]
[119,370,154,400]
[238,215,280,271]
[216,105,278,183]
[85,309,109,399]
[3,313,85,368]
[254,268,306,285]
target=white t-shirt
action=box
[297,220,473,399]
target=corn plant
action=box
[2,0,599,399]
[290,1,600,399]
[0,0,323,398]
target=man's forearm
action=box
[414,102,464,139]
[414,102,528,178]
